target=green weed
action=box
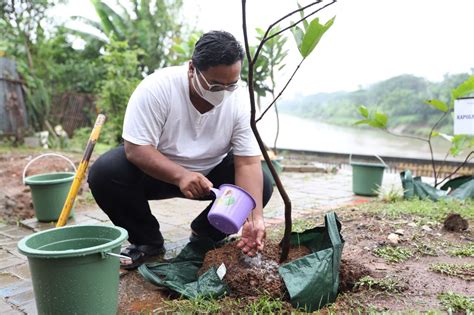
[430,262,474,281]
[438,292,474,313]
[449,243,474,258]
[163,296,222,313]
[373,246,413,263]
[377,184,404,203]
[246,295,286,313]
[360,199,474,223]
[355,276,405,293]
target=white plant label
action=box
[454,98,474,135]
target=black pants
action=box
[87,146,273,246]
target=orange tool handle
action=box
[56,114,106,227]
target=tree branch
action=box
[256,58,305,123]
[383,129,428,142]
[436,151,474,188]
[428,111,450,186]
[242,0,293,262]
[253,1,337,64]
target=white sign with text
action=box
[454,98,474,135]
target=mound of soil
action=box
[338,258,371,292]
[199,240,311,298]
[199,240,369,300]
[443,213,469,232]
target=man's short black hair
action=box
[191,30,244,71]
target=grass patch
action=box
[377,185,404,203]
[438,292,474,313]
[162,295,291,313]
[373,246,413,263]
[413,243,438,257]
[449,243,474,258]
[359,199,474,223]
[430,263,474,281]
[354,276,404,293]
[266,215,321,240]
[163,296,222,313]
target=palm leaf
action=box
[90,0,123,39]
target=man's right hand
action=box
[178,171,213,199]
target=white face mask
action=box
[192,69,231,107]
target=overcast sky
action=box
[55,0,474,98]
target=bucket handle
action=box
[103,251,132,262]
[23,153,77,184]
[349,154,387,166]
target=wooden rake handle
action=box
[56,114,106,227]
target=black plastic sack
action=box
[139,212,344,312]
[401,170,474,201]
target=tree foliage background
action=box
[1,0,472,146]
[279,72,473,136]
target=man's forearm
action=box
[234,156,264,221]
[124,140,187,186]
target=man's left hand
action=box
[236,218,265,256]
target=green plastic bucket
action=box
[17,225,128,314]
[23,154,76,222]
[262,159,283,186]
[350,155,387,196]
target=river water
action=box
[258,112,462,161]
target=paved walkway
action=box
[0,169,402,314]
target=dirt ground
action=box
[0,151,89,224]
[116,207,473,313]
[1,151,472,313]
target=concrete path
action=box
[0,169,402,314]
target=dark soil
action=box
[444,213,469,232]
[1,151,472,313]
[0,152,89,223]
[199,240,312,299]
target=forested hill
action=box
[279,72,472,135]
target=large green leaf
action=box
[354,119,371,126]
[438,133,453,142]
[424,99,448,112]
[358,105,369,118]
[90,0,121,39]
[452,75,474,100]
[300,16,335,58]
[297,2,309,31]
[368,120,386,129]
[71,16,104,31]
[291,25,304,55]
[374,111,388,127]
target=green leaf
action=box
[300,16,335,58]
[431,131,440,137]
[296,2,309,31]
[358,105,369,118]
[256,27,265,36]
[438,133,453,142]
[452,75,474,100]
[368,120,385,129]
[374,112,388,128]
[291,25,304,55]
[425,99,448,112]
[354,119,371,126]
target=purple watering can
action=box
[207,184,256,234]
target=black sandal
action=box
[120,244,165,270]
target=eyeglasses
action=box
[197,70,240,92]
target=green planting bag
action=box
[401,170,474,201]
[138,237,229,299]
[279,212,344,311]
[139,212,344,312]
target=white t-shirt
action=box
[122,65,260,175]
